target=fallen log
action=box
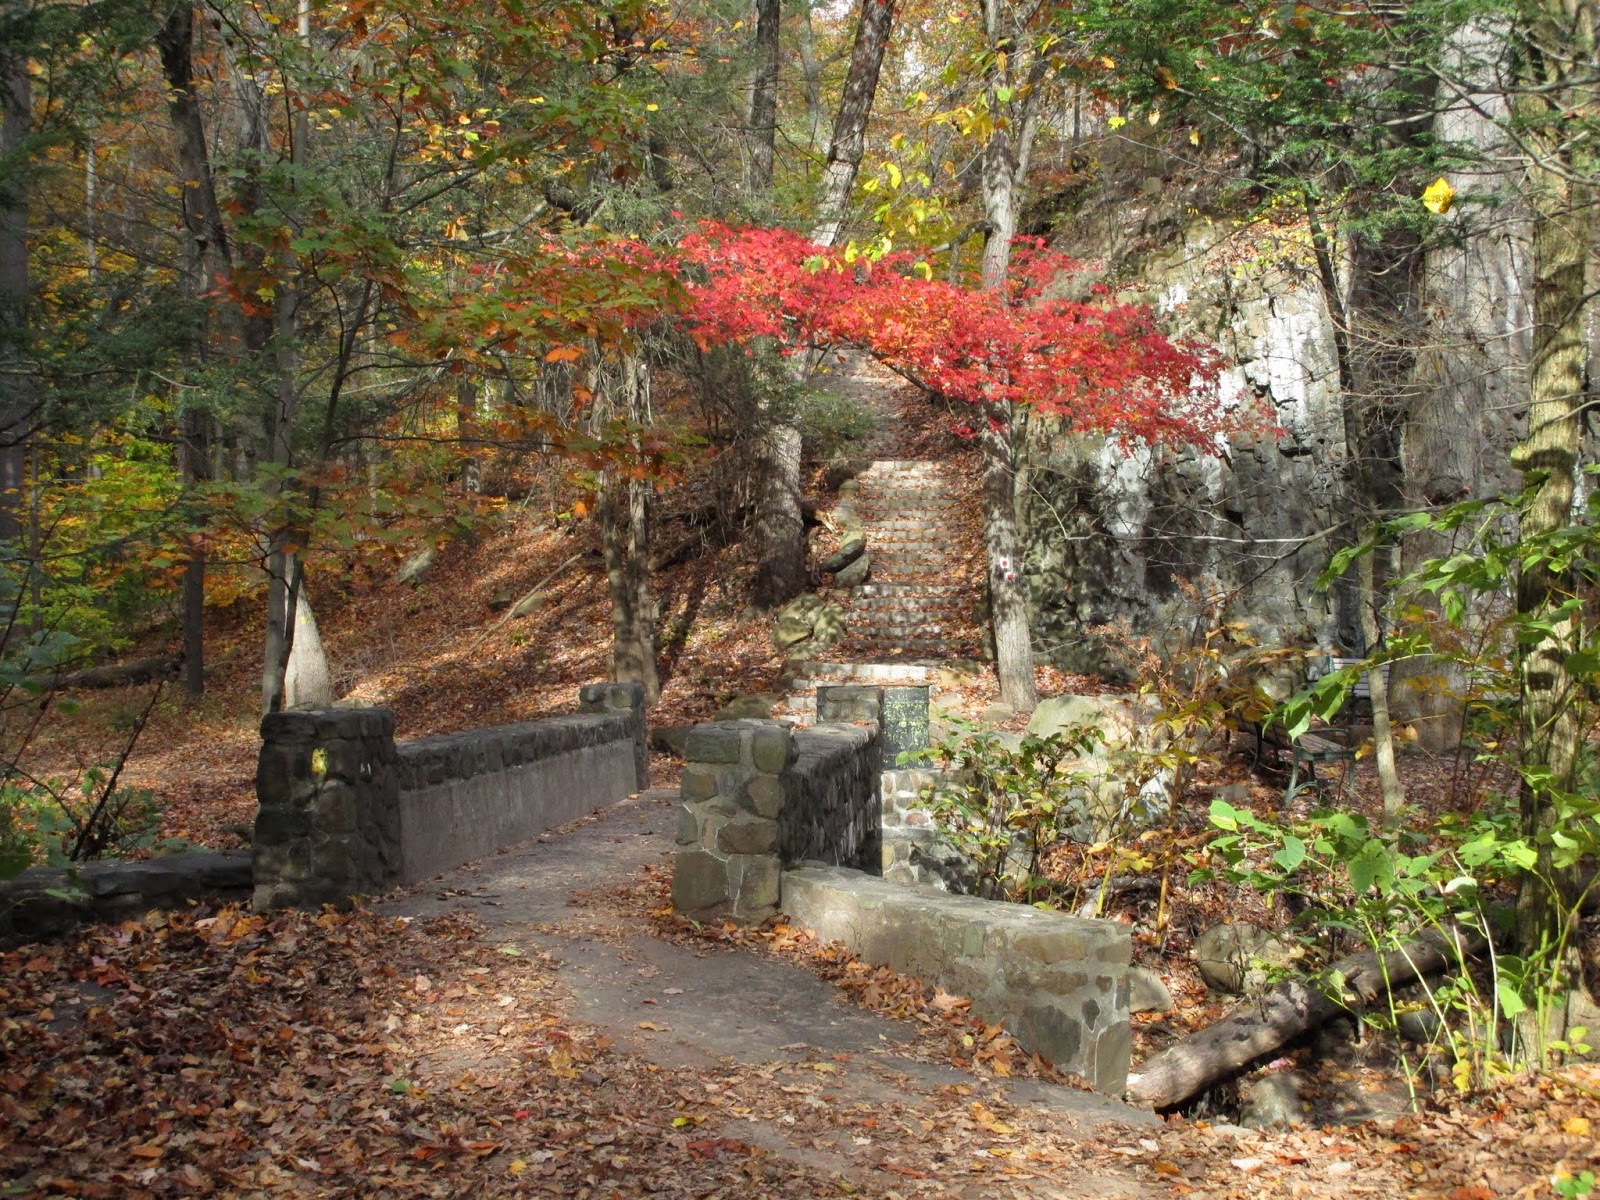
[46,654,182,691]
[1126,927,1485,1110]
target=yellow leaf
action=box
[1189,129,1202,146]
[1564,1115,1592,1136]
[1147,108,1162,126]
[636,1021,668,1031]
[1108,116,1127,130]
[508,1159,527,1176]
[1422,176,1456,215]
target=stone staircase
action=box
[837,459,969,659]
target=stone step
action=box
[845,596,966,610]
[805,662,934,682]
[854,583,965,596]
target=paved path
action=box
[382,789,1156,1197]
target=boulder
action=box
[714,694,778,721]
[820,533,867,574]
[1193,922,1297,994]
[1128,965,1175,1014]
[834,552,870,588]
[772,593,848,653]
[650,726,691,758]
[1026,693,1143,747]
[396,546,436,586]
[1239,1072,1304,1129]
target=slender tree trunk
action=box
[1306,194,1407,819]
[457,374,481,494]
[975,0,1037,710]
[597,353,659,702]
[1510,0,1594,1017]
[0,53,31,548]
[808,0,894,248]
[797,1,823,151]
[180,406,210,701]
[749,0,895,611]
[746,0,780,195]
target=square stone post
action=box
[815,684,883,725]
[671,719,795,922]
[252,708,400,910]
[579,681,649,791]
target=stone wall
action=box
[880,766,972,891]
[255,685,647,909]
[780,724,881,871]
[0,851,253,943]
[672,719,881,922]
[781,864,1132,1092]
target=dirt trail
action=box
[381,788,1161,1198]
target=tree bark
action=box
[797,1,823,151]
[747,0,895,611]
[808,0,894,248]
[1510,0,1595,1005]
[597,354,659,702]
[0,50,31,547]
[975,0,1037,710]
[1306,194,1407,819]
[180,406,210,701]
[1127,929,1483,1109]
[746,0,780,195]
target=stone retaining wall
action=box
[672,719,881,922]
[782,864,1132,1092]
[255,684,647,909]
[0,851,254,943]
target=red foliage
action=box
[674,221,1237,446]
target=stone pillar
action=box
[671,719,795,922]
[880,685,930,762]
[252,708,401,910]
[815,684,883,725]
[579,681,649,791]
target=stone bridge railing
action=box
[667,687,1133,1093]
[671,719,883,921]
[253,683,647,909]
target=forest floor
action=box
[5,787,1599,1198]
[7,377,1600,1195]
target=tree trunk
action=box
[1511,0,1594,1011]
[975,0,1037,710]
[746,0,780,195]
[156,2,237,324]
[748,0,894,612]
[982,412,1035,708]
[0,52,31,547]
[597,354,659,702]
[1127,929,1483,1109]
[797,1,823,151]
[282,576,332,709]
[1306,195,1407,817]
[808,0,894,248]
[456,374,481,495]
[180,406,210,701]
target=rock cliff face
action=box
[1022,127,1530,689]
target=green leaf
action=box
[1495,978,1526,1020]
[1272,835,1307,873]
